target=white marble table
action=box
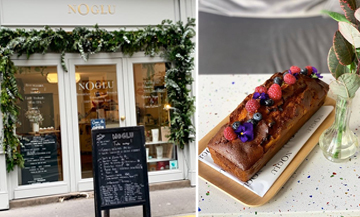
[198,73,360,216]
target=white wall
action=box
[0,0,181,29]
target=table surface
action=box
[198,73,360,216]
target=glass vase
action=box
[319,95,359,162]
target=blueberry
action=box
[300,68,308,75]
[274,77,282,85]
[264,99,274,106]
[253,113,262,122]
[232,121,241,130]
[247,119,257,126]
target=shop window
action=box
[15,66,64,185]
[133,62,178,172]
[75,64,119,179]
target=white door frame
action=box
[8,55,71,199]
[0,79,9,209]
[65,53,127,192]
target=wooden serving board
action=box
[198,97,336,207]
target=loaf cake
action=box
[207,66,329,182]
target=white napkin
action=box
[199,106,333,197]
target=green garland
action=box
[0,19,196,172]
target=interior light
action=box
[46,73,58,83]
[75,73,81,83]
[164,104,171,110]
[46,73,81,83]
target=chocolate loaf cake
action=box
[207,66,329,182]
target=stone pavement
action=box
[0,187,196,217]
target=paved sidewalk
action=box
[0,187,196,217]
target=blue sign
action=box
[91,119,106,129]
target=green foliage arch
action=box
[0,19,195,172]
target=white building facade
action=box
[0,0,196,210]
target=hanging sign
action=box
[91,119,106,129]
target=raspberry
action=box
[255,86,267,93]
[305,65,313,75]
[290,66,301,74]
[223,126,237,141]
[245,99,260,113]
[268,84,282,101]
[284,73,296,85]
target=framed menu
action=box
[91,126,150,217]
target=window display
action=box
[133,62,178,172]
[15,66,63,185]
[75,64,119,178]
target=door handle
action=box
[120,116,126,121]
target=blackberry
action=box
[247,119,257,126]
[300,68,308,75]
[274,77,282,85]
[232,121,241,130]
[264,99,274,106]
[253,113,262,122]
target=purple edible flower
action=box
[234,122,254,142]
[312,66,318,73]
[253,92,261,99]
[253,92,269,105]
[311,67,322,79]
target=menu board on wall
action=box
[20,135,59,185]
[91,126,150,217]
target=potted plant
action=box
[321,1,360,162]
[25,108,44,132]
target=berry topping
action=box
[290,66,301,74]
[284,73,296,85]
[265,99,274,106]
[223,126,237,141]
[300,68,308,75]
[255,86,267,94]
[253,112,262,122]
[284,70,290,76]
[305,65,313,75]
[274,77,282,85]
[245,99,260,114]
[245,99,260,113]
[267,84,282,101]
[246,119,258,126]
[253,92,269,105]
[232,121,241,130]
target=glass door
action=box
[68,57,126,191]
[127,56,184,183]
[11,57,70,199]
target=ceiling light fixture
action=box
[46,73,81,83]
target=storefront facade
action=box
[0,0,196,210]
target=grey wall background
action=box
[198,12,338,74]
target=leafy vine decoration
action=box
[0,18,196,172]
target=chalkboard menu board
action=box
[92,126,151,217]
[20,134,59,185]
